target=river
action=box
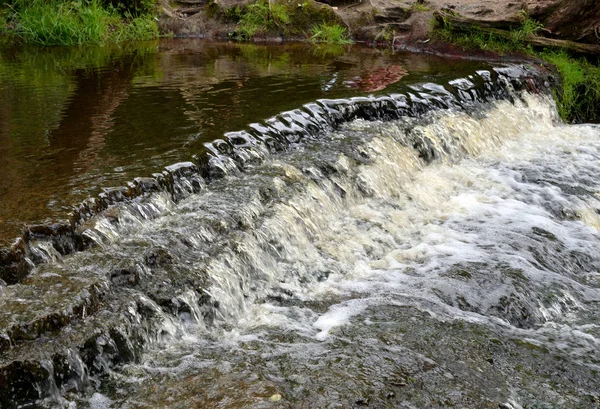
[0,40,599,408]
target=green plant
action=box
[236,0,290,39]
[310,22,352,44]
[238,1,268,38]
[2,0,160,45]
[16,0,113,45]
[411,2,430,12]
[223,0,340,40]
[432,12,600,123]
[541,50,600,123]
[112,12,158,41]
[510,10,543,42]
[375,25,394,41]
[270,2,290,26]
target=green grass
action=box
[411,2,430,12]
[223,0,342,41]
[16,0,111,45]
[112,12,159,42]
[434,15,525,53]
[433,14,600,123]
[310,22,352,44]
[540,50,600,123]
[230,0,295,39]
[1,0,159,45]
[236,0,290,39]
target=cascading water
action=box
[1,65,600,409]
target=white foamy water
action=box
[76,93,600,408]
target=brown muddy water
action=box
[0,39,487,244]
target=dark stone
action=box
[110,267,140,287]
[0,247,32,285]
[144,247,173,267]
[0,360,52,408]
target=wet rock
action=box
[26,222,72,239]
[144,247,173,267]
[0,274,109,354]
[0,241,31,285]
[488,294,538,329]
[110,267,140,287]
[99,186,130,207]
[133,176,161,194]
[0,360,52,408]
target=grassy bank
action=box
[213,0,351,44]
[434,15,600,123]
[0,0,160,45]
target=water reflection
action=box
[346,65,409,92]
[0,39,490,243]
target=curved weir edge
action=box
[0,63,560,407]
[0,64,556,286]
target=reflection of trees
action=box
[135,40,456,141]
[47,63,133,178]
[0,45,157,241]
[0,88,24,244]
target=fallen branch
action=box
[435,11,600,55]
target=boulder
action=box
[527,0,600,44]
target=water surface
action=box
[2,40,599,409]
[0,39,490,243]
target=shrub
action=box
[2,0,159,45]
[310,22,352,44]
[224,0,341,41]
[541,50,600,123]
[433,13,600,123]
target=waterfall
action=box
[3,65,600,408]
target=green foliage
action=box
[15,0,112,45]
[510,10,543,42]
[238,1,269,38]
[436,27,521,53]
[433,12,600,123]
[310,22,352,44]
[375,24,394,41]
[1,0,159,45]
[540,50,600,123]
[224,0,341,41]
[232,0,292,39]
[411,2,430,12]
[112,12,159,41]
[433,10,546,52]
[433,15,522,53]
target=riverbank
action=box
[0,0,160,45]
[7,0,596,123]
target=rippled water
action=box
[38,94,600,408]
[1,43,599,408]
[0,40,486,243]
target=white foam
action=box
[88,393,113,409]
[313,299,370,341]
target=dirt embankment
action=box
[158,0,600,52]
